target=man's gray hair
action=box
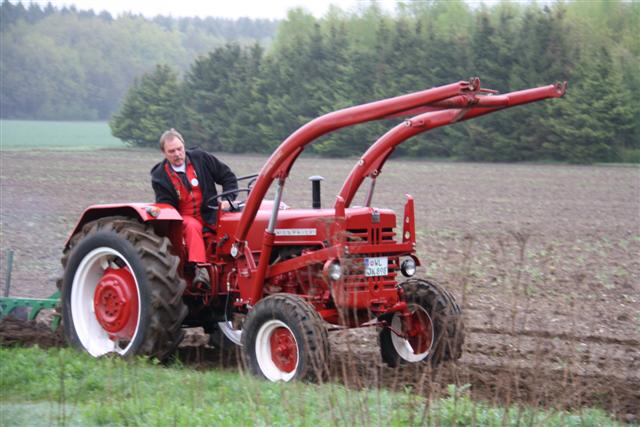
[159,128,185,151]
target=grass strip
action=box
[0,347,622,426]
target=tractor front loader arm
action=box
[338,81,567,207]
[230,78,566,306]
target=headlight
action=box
[326,260,342,281]
[400,258,416,277]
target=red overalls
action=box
[165,162,208,263]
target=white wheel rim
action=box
[218,321,242,346]
[390,303,434,363]
[71,247,141,356]
[255,319,298,382]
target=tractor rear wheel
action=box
[58,216,187,360]
[241,294,329,382]
[380,278,464,367]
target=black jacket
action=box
[150,149,238,224]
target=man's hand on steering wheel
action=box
[208,188,250,212]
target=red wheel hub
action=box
[93,267,139,340]
[269,327,297,373]
[406,309,433,354]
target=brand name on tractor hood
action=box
[275,228,317,236]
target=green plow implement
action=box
[1,250,61,331]
[0,292,61,331]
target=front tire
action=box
[59,217,188,360]
[380,278,464,367]
[241,294,329,382]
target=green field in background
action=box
[0,120,126,150]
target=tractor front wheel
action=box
[241,294,329,382]
[59,217,188,360]
[380,278,464,367]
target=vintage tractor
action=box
[52,78,565,381]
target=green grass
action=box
[0,347,623,426]
[0,120,126,150]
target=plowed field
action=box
[1,150,638,421]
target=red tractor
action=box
[58,78,566,381]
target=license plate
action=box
[364,257,388,277]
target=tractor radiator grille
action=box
[346,227,395,244]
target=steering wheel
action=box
[207,188,250,212]
[237,173,259,191]
[207,173,259,211]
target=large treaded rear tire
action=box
[242,294,330,382]
[380,278,464,367]
[58,216,188,360]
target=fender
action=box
[64,203,182,249]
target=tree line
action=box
[112,1,639,163]
[0,1,278,120]
[2,1,638,163]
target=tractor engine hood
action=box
[217,204,396,251]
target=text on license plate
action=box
[364,257,388,277]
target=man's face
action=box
[163,136,185,167]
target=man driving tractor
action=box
[150,128,238,288]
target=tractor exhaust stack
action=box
[309,176,324,209]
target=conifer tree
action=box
[546,47,634,163]
[109,64,181,147]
